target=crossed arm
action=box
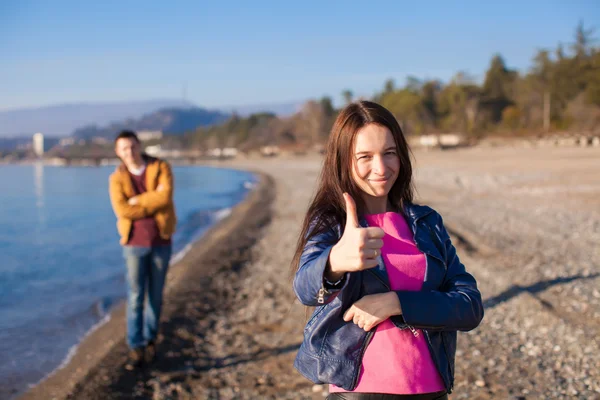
[128,162,173,213]
[294,216,484,333]
[109,176,148,220]
[108,162,174,220]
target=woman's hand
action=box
[327,193,385,280]
[343,292,402,331]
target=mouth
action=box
[368,177,389,183]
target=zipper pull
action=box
[317,288,325,304]
[409,326,419,337]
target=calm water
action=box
[0,163,255,397]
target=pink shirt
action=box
[330,212,445,394]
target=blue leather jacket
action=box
[293,203,484,393]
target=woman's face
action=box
[351,123,400,199]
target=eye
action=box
[385,151,397,156]
[357,155,372,160]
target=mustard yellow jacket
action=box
[109,156,177,245]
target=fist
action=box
[328,193,385,274]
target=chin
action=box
[369,190,389,198]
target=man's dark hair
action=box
[114,130,140,144]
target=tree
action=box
[380,88,426,134]
[572,20,595,59]
[342,89,354,105]
[481,54,517,124]
[320,96,335,117]
[383,79,395,95]
[438,78,481,134]
[531,49,554,131]
[405,76,422,93]
[585,50,600,106]
[421,80,443,129]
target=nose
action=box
[372,155,386,175]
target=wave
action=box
[170,206,233,265]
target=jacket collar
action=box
[403,202,435,226]
[357,202,437,289]
[116,153,157,174]
[357,202,433,229]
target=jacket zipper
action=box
[351,330,375,389]
[366,269,418,337]
[441,333,455,391]
[349,269,420,389]
[424,330,453,394]
[317,287,326,304]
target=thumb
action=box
[343,192,359,229]
[343,307,355,322]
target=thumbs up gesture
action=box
[327,193,385,279]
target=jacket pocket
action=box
[304,304,328,332]
[155,210,175,238]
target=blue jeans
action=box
[122,244,172,349]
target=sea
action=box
[0,162,256,397]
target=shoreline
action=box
[16,205,235,399]
[0,163,255,399]
[14,146,600,398]
[18,169,274,400]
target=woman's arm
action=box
[293,228,350,307]
[294,195,386,307]
[396,214,484,332]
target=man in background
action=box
[109,130,177,370]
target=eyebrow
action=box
[355,146,396,155]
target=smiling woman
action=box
[291,101,484,399]
[352,124,400,207]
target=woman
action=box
[292,101,484,399]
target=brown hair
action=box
[114,130,140,144]
[290,100,414,277]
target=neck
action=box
[362,195,390,214]
[124,157,144,171]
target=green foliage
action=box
[112,22,599,154]
[370,22,599,136]
[502,106,521,130]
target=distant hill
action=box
[221,100,303,117]
[72,107,230,140]
[0,99,193,137]
[0,136,60,152]
[0,98,305,139]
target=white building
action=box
[59,137,75,146]
[33,133,44,157]
[137,130,163,141]
[145,144,162,156]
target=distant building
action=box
[59,137,76,147]
[137,130,163,141]
[145,144,162,156]
[33,133,44,157]
[91,137,110,144]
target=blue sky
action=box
[1,0,598,110]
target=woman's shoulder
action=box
[307,215,342,241]
[403,202,442,221]
[405,202,450,240]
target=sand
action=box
[18,145,600,399]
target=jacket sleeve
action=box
[109,174,149,220]
[134,161,174,213]
[396,213,484,332]
[293,228,350,307]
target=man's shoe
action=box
[145,340,157,363]
[125,347,144,371]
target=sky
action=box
[1,0,598,110]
